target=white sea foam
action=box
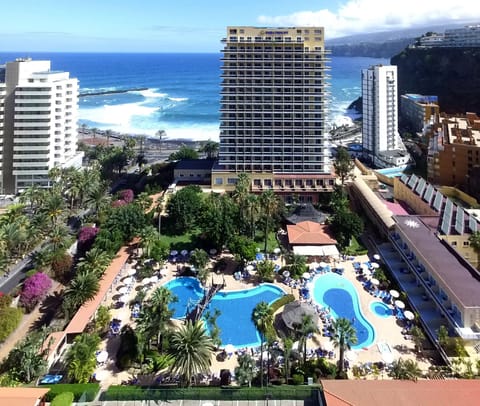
[133,88,168,99]
[168,97,189,102]
[80,102,158,128]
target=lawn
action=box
[160,232,199,251]
[344,235,368,255]
[254,231,280,253]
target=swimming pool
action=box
[164,277,285,348]
[370,301,393,318]
[312,273,375,349]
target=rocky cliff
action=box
[391,47,480,114]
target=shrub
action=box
[119,189,134,203]
[19,272,52,311]
[77,226,99,253]
[292,373,305,385]
[51,252,73,282]
[0,307,23,342]
[44,383,100,402]
[269,294,295,313]
[51,392,74,406]
[0,293,12,309]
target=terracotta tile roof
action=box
[0,387,49,406]
[65,243,134,334]
[41,331,67,364]
[287,221,337,245]
[322,379,480,406]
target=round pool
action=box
[164,277,285,348]
[312,273,375,349]
[370,301,393,318]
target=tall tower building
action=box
[362,64,409,168]
[0,59,83,194]
[212,26,335,202]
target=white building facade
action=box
[0,59,83,194]
[362,65,409,168]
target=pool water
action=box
[312,273,375,349]
[164,277,285,348]
[370,301,393,318]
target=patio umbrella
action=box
[127,268,137,276]
[94,370,109,381]
[389,289,400,298]
[209,248,217,255]
[224,344,235,355]
[309,261,319,270]
[345,350,358,362]
[302,272,311,279]
[394,300,405,309]
[117,286,128,294]
[160,268,168,277]
[373,254,380,260]
[322,340,334,352]
[123,277,133,285]
[282,270,290,278]
[370,262,380,269]
[246,264,254,272]
[141,277,151,285]
[360,263,368,271]
[181,249,189,256]
[96,350,108,363]
[119,294,130,303]
[370,278,380,286]
[150,275,159,284]
[282,301,319,330]
[404,310,415,321]
[170,250,178,256]
[273,247,281,254]
[319,261,328,268]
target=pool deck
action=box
[93,252,434,386]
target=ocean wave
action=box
[80,102,158,128]
[133,88,168,99]
[168,97,189,102]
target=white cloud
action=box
[257,0,479,38]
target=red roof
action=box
[0,387,49,406]
[322,379,480,406]
[287,221,337,245]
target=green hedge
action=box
[270,294,295,313]
[43,383,100,402]
[51,392,74,406]
[0,307,23,342]
[103,385,318,401]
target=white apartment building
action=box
[0,59,83,194]
[417,24,480,48]
[212,26,335,202]
[362,65,409,168]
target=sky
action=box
[1,0,479,53]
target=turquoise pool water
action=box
[312,273,375,349]
[164,277,285,348]
[370,301,393,318]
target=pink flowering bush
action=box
[119,189,134,204]
[19,272,52,312]
[111,199,127,208]
[78,226,99,253]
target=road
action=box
[0,253,35,294]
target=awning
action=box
[292,244,340,257]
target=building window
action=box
[227,178,237,185]
[451,241,457,246]
[215,178,223,185]
[463,241,469,246]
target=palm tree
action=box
[286,253,307,279]
[328,317,358,377]
[63,271,100,317]
[66,333,100,383]
[232,173,251,235]
[156,130,165,151]
[410,325,425,354]
[168,320,214,386]
[200,140,220,159]
[139,225,159,258]
[252,301,273,387]
[46,224,71,253]
[234,353,256,387]
[295,314,318,365]
[259,190,281,253]
[85,182,110,215]
[41,192,65,226]
[389,358,422,380]
[76,247,111,277]
[281,335,294,382]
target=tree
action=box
[168,144,199,161]
[66,333,101,383]
[76,247,111,277]
[259,190,282,254]
[285,253,307,279]
[410,325,425,353]
[156,130,165,151]
[252,301,273,387]
[189,248,209,271]
[235,353,256,387]
[199,140,219,159]
[232,173,252,236]
[281,335,294,382]
[333,146,355,185]
[228,235,257,265]
[165,185,203,234]
[168,321,214,386]
[256,260,275,283]
[294,314,318,365]
[329,207,364,250]
[328,317,358,378]
[63,271,100,317]
[94,305,111,334]
[437,325,449,347]
[389,358,422,380]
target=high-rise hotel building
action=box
[362,65,410,168]
[212,27,335,202]
[0,59,83,194]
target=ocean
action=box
[0,52,388,141]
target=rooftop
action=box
[394,215,480,307]
[0,387,49,406]
[175,159,215,171]
[287,221,336,245]
[286,203,327,224]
